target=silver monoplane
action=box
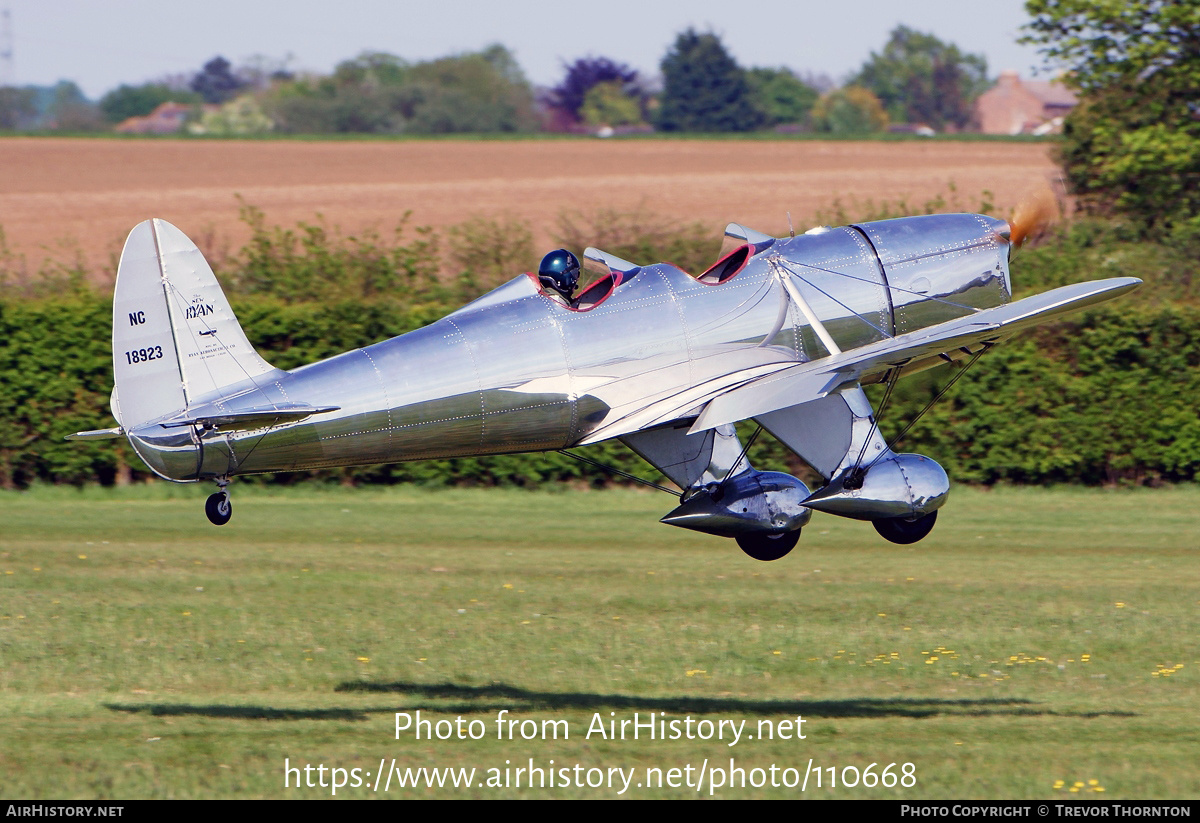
[69,214,1139,560]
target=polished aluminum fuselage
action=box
[128,214,1011,481]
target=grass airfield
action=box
[0,483,1197,799]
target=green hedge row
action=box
[1,294,1197,490]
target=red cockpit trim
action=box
[528,271,625,312]
[696,244,752,284]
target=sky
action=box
[3,0,1054,99]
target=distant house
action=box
[114,101,217,135]
[973,71,1077,135]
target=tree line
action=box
[0,26,992,136]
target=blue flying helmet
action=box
[538,249,580,298]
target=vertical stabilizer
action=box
[112,219,277,428]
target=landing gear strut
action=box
[205,478,232,526]
[735,530,801,561]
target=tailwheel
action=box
[205,491,232,526]
[735,530,801,561]
[873,511,937,545]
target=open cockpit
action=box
[532,222,776,311]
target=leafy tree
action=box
[656,29,765,132]
[746,67,819,127]
[810,86,889,135]
[195,95,274,135]
[190,56,246,104]
[42,80,102,131]
[0,86,37,129]
[579,81,643,128]
[99,83,201,123]
[264,46,537,135]
[1022,0,1200,236]
[331,51,410,87]
[406,45,538,133]
[851,25,988,130]
[545,57,644,124]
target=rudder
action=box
[111,219,278,428]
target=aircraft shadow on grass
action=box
[105,703,370,721]
[333,681,1134,720]
[105,682,1134,722]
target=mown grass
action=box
[0,485,1196,798]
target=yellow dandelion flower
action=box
[503,583,514,589]
[1053,780,1064,789]
[357,656,370,663]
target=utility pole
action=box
[0,8,13,88]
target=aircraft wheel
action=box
[205,492,232,526]
[736,530,800,561]
[873,511,937,545]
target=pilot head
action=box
[538,249,580,298]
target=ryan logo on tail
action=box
[69,213,1139,560]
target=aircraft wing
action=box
[690,277,1141,433]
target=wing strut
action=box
[881,344,989,455]
[556,450,678,495]
[769,257,842,354]
[843,343,988,484]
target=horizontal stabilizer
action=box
[692,277,1141,433]
[161,404,340,431]
[65,427,125,441]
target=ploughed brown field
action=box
[0,137,1059,276]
